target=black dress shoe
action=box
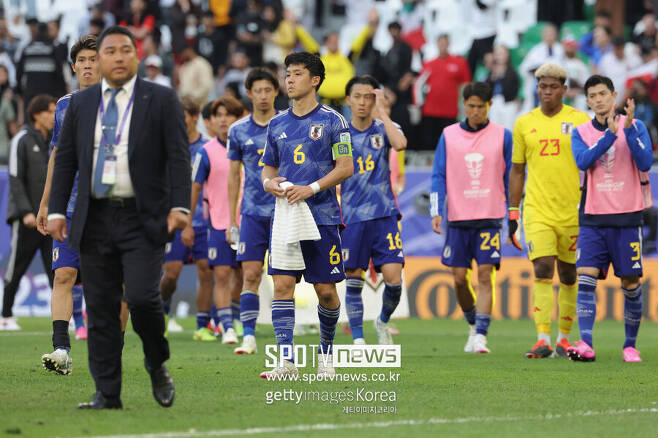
[77,392,122,410]
[146,363,175,407]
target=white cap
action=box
[145,55,162,69]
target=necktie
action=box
[93,87,121,197]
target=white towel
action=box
[270,181,321,270]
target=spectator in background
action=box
[580,25,612,69]
[561,36,590,112]
[633,13,657,55]
[119,0,156,59]
[629,79,658,142]
[138,31,174,79]
[210,0,233,28]
[47,18,68,67]
[144,55,172,88]
[467,0,498,75]
[262,5,295,64]
[177,45,214,106]
[348,9,382,80]
[0,17,20,62]
[170,0,201,58]
[579,9,611,58]
[16,23,67,110]
[519,23,564,111]
[318,31,354,112]
[196,10,229,74]
[89,18,106,37]
[382,21,412,89]
[0,65,17,165]
[599,36,642,105]
[236,0,265,66]
[78,3,115,38]
[485,45,519,129]
[214,49,250,100]
[413,34,471,150]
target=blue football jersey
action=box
[341,119,400,224]
[189,134,210,227]
[261,104,352,226]
[51,93,77,218]
[227,115,275,218]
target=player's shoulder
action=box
[55,93,73,110]
[319,104,348,128]
[269,108,290,125]
[228,114,252,134]
[562,105,590,123]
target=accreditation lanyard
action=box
[99,85,136,156]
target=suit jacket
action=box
[49,76,190,250]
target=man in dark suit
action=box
[47,26,190,409]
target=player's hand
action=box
[285,185,314,205]
[167,210,189,233]
[36,205,48,235]
[431,216,443,234]
[23,213,36,228]
[372,88,387,119]
[624,98,635,129]
[47,217,67,242]
[394,174,406,195]
[507,209,523,250]
[264,176,287,197]
[607,110,620,135]
[181,224,194,248]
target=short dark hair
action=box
[27,94,56,123]
[345,75,380,96]
[284,52,325,89]
[462,82,493,102]
[595,10,612,19]
[201,102,213,120]
[70,34,98,64]
[388,21,401,31]
[612,36,625,48]
[98,25,136,49]
[245,67,279,90]
[584,74,615,95]
[211,96,244,118]
[180,97,200,116]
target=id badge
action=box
[101,155,117,185]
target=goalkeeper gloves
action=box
[508,207,523,250]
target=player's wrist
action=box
[508,207,520,221]
[310,181,321,194]
[263,178,271,190]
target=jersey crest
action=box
[370,133,384,149]
[310,124,324,140]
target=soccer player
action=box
[260,52,353,378]
[340,75,407,345]
[430,82,512,354]
[227,67,279,354]
[567,75,653,363]
[160,97,212,337]
[35,36,98,374]
[190,96,244,344]
[509,63,590,358]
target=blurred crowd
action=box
[1,0,658,165]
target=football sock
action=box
[475,313,491,336]
[211,303,220,328]
[557,283,577,335]
[380,283,402,323]
[533,279,553,336]
[622,285,642,349]
[576,274,597,347]
[72,285,85,329]
[216,306,233,331]
[196,311,210,330]
[231,300,240,322]
[52,320,70,350]
[318,303,340,355]
[240,290,259,337]
[463,306,477,326]
[345,277,364,340]
[272,299,295,362]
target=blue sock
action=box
[196,311,210,330]
[622,285,642,349]
[318,304,340,355]
[380,283,402,323]
[272,299,295,362]
[475,313,491,335]
[216,306,233,331]
[345,277,364,340]
[576,274,597,347]
[240,290,259,336]
[163,298,172,316]
[72,285,85,329]
[231,300,241,322]
[211,303,220,328]
[463,306,476,326]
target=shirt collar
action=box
[592,116,609,131]
[460,120,489,132]
[101,74,137,97]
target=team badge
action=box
[561,122,574,135]
[53,247,59,262]
[208,248,217,260]
[342,248,350,262]
[370,134,384,149]
[309,124,324,140]
[443,246,451,259]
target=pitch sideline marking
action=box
[79,406,658,438]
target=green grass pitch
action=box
[1,318,656,437]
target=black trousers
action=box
[2,220,53,317]
[467,34,496,75]
[419,116,457,151]
[80,198,169,398]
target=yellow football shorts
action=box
[523,221,579,264]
